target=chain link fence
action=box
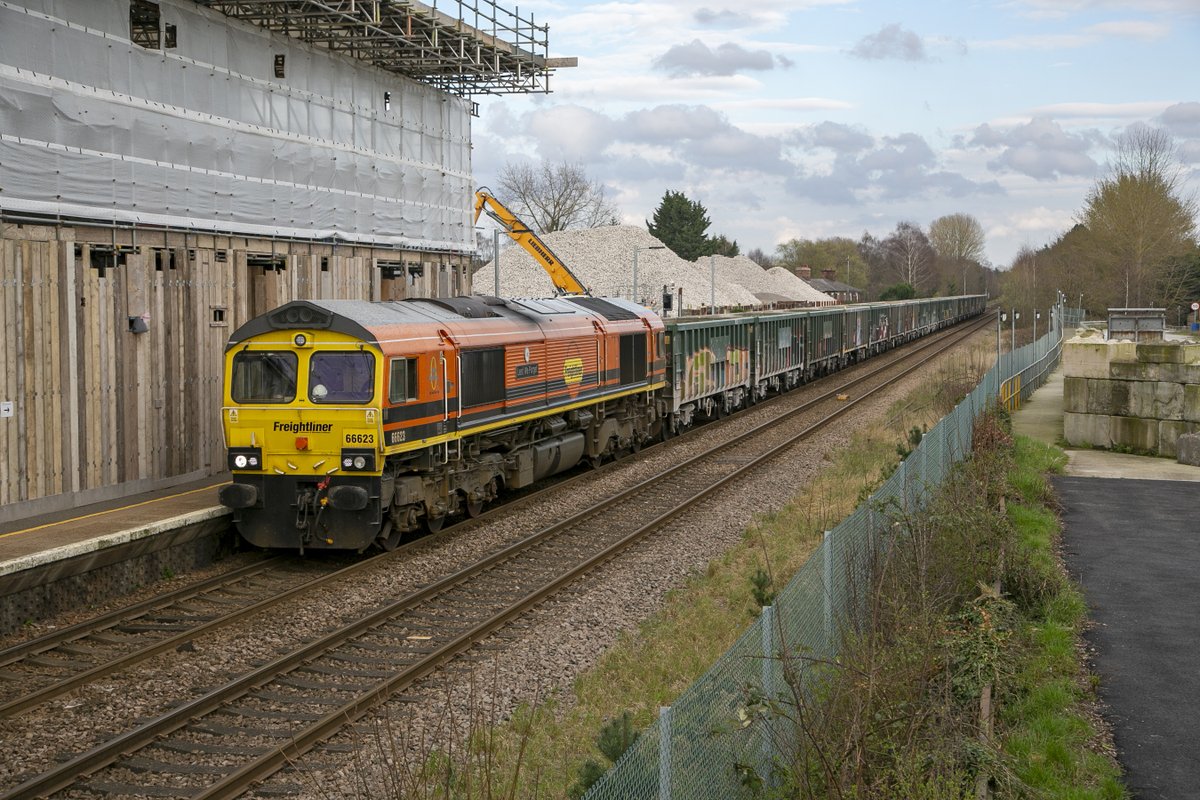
[585,303,1077,799]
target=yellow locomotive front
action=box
[220,303,387,552]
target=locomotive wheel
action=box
[425,513,446,534]
[466,497,484,518]
[375,520,402,552]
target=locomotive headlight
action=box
[248,456,259,467]
[343,457,353,468]
[353,456,367,469]
[293,333,308,347]
[234,454,248,469]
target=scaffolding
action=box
[195,0,570,97]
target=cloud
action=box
[654,39,779,77]
[1179,140,1200,164]
[1009,0,1200,18]
[969,118,1101,180]
[786,130,1002,204]
[1161,102,1200,138]
[848,23,928,62]
[1083,20,1171,39]
[796,121,875,153]
[693,8,759,28]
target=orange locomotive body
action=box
[220,295,666,551]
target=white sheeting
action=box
[0,1,474,251]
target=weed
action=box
[750,568,775,609]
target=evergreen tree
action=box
[710,234,740,257]
[647,190,713,260]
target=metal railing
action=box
[585,302,1072,799]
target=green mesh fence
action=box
[585,304,1071,800]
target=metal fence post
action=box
[823,531,833,655]
[659,706,672,800]
[761,604,775,787]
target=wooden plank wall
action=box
[1,226,466,511]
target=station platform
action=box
[0,476,234,635]
[1013,367,1200,799]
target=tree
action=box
[882,222,935,293]
[746,247,774,268]
[647,190,714,260]
[496,161,619,233]
[1078,127,1197,308]
[710,234,740,257]
[929,213,986,294]
[879,283,916,300]
[775,236,868,288]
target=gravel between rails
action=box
[0,328,985,796]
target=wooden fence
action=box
[0,223,470,518]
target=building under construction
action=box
[0,0,567,517]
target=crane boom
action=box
[473,188,590,296]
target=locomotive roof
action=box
[226,295,650,349]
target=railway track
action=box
[1,314,991,799]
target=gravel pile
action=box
[767,267,840,304]
[475,226,761,311]
[692,255,837,306]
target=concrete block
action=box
[1063,341,1115,380]
[1159,421,1200,458]
[1184,344,1200,366]
[1109,380,1133,417]
[1085,379,1112,414]
[1111,340,1138,363]
[1109,360,1152,381]
[1137,342,1186,364]
[1128,381,1185,421]
[1185,385,1200,423]
[1063,376,1088,414]
[1111,416,1159,452]
[1064,412,1112,448]
[1178,433,1200,466]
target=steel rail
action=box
[0,312,989,800]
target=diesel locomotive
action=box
[218,292,985,552]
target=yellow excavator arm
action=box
[473,188,590,296]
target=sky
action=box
[471,0,1200,269]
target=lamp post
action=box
[1034,310,1040,343]
[632,245,666,304]
[1012,309,1020,354]
[998,309,1004,372]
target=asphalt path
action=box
[1054,475,1200,799]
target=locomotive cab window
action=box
[231,351,297,403]
[388,357,419,403]
[309,352,375,403]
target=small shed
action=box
[1107,308,1165,341]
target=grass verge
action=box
[998,436,1125,799]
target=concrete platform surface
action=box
[1011,367,1200,481]
[0,477,230,576]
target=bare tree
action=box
[929,213,985,294]
[884,222,935,292]
[495,161,619,234]
[746,247,774,269]
[1079,126,1197,308]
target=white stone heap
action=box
[473,226,835,311]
